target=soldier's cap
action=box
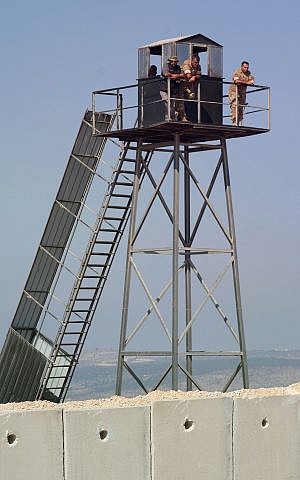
[168,56,178,62]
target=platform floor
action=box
[98,120,269,144]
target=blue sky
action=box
[0,0,299,351]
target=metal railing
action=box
[92,78,270,133]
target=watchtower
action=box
[0,33,270,403]
[105,33,270,394]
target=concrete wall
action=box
[1,391,300,479]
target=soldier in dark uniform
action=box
[160,56,185,120]
[148,65,158,79]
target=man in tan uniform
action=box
[180,54,201,121]
[228,61,254,125]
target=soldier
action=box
[148,65,158,79]
[160,56,185,120]
[228,61,254,125]
[181,54,202,122]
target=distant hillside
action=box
[66,349,300,401]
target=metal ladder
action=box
[38,142,152,401]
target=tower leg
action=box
[184,146,192,390]
[221,138,249,388]
[116,141,142,395]
[171,134,180,390]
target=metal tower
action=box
[97,33,269,394]
[0,33,270,402]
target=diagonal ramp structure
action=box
[0,110,144,403]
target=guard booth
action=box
[138,33,223,127]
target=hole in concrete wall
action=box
[99,429,108,441]
[183,419,194,431]
[7,433,17,445]
[261,417,269,428]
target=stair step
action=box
[66,320,91,324]
[111,193,131,198]
[107,205,128,210]
[87,263,106,267]
[112,181,133,186]
[118,170,135,175]
[70,308,90,313]
[63,331,86,335]
[82,275,106,278]
[75,298,94,301]
[94,240,116,244]
[90,252,112,256]
[79,287,97,290]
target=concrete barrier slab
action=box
[0,409,63,480]
[233,395,300,479]
[63,406,150,480]
[151,397,233,480]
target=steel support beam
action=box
[116,137,249,394]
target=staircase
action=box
[39,143,153,401]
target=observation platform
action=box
[96,120,269,144]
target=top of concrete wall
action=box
[1,383,300,411]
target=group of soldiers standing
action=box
[159,54,201,122]
[149,56,254,125]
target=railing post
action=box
[235,84,238,126]
[92,92,96,134]
[167,77,171,120]
[141,83,144,127]
[116,90,121,130]
[267,87,271,130]
[197,81,201,123]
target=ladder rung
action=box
[77,286,98,289]
[123,158,136,163]
[107,205,127,210]
[111,193,131,198]
[118,170,135,174]
[112,181,133,186]
[63,331,86,335]
[71,309,90,312]
[87,263,106,267]
[104,216,124,221]
[90,252,112,256]
[99,228,122,232]
[66,320,91,324]
[75,298,94,301]
[94,240,116,244]
[82,275,106,278]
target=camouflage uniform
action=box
[228,68,254,125]
[181,59,202,99]
[160,62,182,120]
[180,59,202,121]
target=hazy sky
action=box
[0,0,299,351]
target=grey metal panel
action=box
[0,328,48,403]
[11,111,112,334]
